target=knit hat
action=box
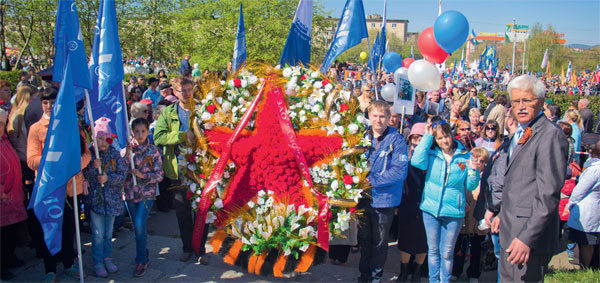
[408,122,426,140]
[94,117,113,138]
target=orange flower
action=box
[457,163,466,171]
[518,127,532,145]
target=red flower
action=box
[188,154,197,163]
[106,137,113,145]
[343,175,353,185]
[186,190,193,200]
[233,78,242,88]
[198,173,206,179]
[339,104,349,112]
[457,163,466,171]
[300,75,307,81]
[206,104,216,114]
[322,79,329,86]
[111,134,117,139]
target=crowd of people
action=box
[0,60,599,283]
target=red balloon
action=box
[402,58,415,68]
[418,27,449,64]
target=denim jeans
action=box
[127,200,154,264]
[422,211,463,283]
[491,233,501,283]
[90,211,116,265]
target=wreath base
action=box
[209,230,326,277]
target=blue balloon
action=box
[433,10,469,54]
[382,52,402,73]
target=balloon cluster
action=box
[409,10,469,91]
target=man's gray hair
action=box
[579,98,590,107]
[507,75,546,99]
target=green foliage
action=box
[0,70,22,92]
[544,268,600,283]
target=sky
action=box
[321,0,600,46]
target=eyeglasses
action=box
[511,98,540,107]
[431,120,447,128]
[486,127,497,130]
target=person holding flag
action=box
[27,81,91,282]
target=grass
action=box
[545,268,600,283]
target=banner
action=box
[232,4,247,73]
[279,0,313,67]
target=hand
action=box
[187,131,197,145]
[491,217,500,234]
[0,192,9,201]
[506,237,531,265]
[562,207,570,217]
[97,174,108,185]
[484,210,494,228]
[93,159,102,169]
[132,169,144,179]
[425,123,433,135]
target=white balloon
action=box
[407,59,441,92]
[380,83,396,102]
[395,67,409,78]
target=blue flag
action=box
[379,0,387,61]
[88,0,129,149]
[28,58,82,255]
[53,0,91,101]
[470,29,478,46]
[320,0,368,73]
[279,0,313,67]
[368,31,380,71]
[232,4,247,73]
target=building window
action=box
[392,23,397,28]
[371,23,375,27]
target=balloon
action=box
[402,58,415,68]
[380,83,396,102]
[434,10,469,54]
[418,27,449,64]
[394,67,408,79]
[359,52,368,60]
[382,52,403,73]
[407,59,441,92]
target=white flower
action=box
[248,75,258,85]
[350,189,362,202]
[229,162,235,169]
[331,181,339,190]
[206,93,213,100]
[215,97,223,104]
[223,171,230,179]
[247,201,255,208]
[299,110,307,116]
[201,112,211,121]
[330,113,341,124]
[267,190,274,195]
[326,191,335,198]
[214,198,224,209]
[300,243,310,252]
[324,84,333,92]
[241,237,251,245]
[205,211,217,224]
[357,114,366,125]
[238,97,246,105]
[258,190,266,197]
[318,111,326,118]
[313,81,323,89]
[242,89,250,97]
[311,104,320,113]
[256,206,264,215]
[241,79,248,88]
[353,176,360,184]
[344,164,354,174]
[220,80,226,86]
[222,101,232,112]
[228,80,235,88]
[298,226,315,239]
[190,182,197,192]
[286,81,296,90]
[311,71,319,79]
[284,247,292,257]
[299,115,307,123]
[297,204,307,216]
[283,68,292,77]
[187,164,196,171]
[345,184,352,190]
[257,197,265,206]
[348,123,359,135]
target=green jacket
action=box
[153,104,188,180]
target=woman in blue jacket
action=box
[411,120,480,283]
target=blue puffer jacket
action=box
[411,133,479,218]
[366,126,409,208]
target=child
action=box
[83,117,128,278]
[124,118,163,277]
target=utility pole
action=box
[522,39,527,74]
[511,18,516,74]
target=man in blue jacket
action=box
[358,100,409,283]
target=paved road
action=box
[8,208,576,282]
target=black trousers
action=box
[169,179,208,255]
[42,197,75,274]
[1,222,20,271]
[500,249,551,283]
[156,177,173,211]
[357,200,395,281]
[452,234,485,279]
[329,245,351,263]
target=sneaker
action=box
[94,263,108,278]
[179,251,193,262]
[133,262,148,277]
[104,258,118,273]
[43,272,56,283]
[450,275,459,281]
[65,264,85,279]
[198,254,210,265]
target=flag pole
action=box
[122,82,137,186]
[71,178,84,283]
[84,90,103,187]
[366,32,379,100]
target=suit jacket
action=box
[499,115,568,254]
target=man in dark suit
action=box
[498,75,568,282]
[578,98,594,134]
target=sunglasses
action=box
[431,120,447,128]
[460,128,469,131]
[486,127,497,130]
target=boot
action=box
[411,263,423,282]
[396,263,409,282]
